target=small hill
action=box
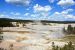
[0,18,75,23]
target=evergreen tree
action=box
[0,32,3,43]
[73,27,75,34]
[67,25,73,34]
[52,42,55,50]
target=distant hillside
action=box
[0,18,75,24]
[0,18,33,22]
[0,18,14,27]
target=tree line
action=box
[63,25,75,34]
[0,21,14,27]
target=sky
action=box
[0,0,75,21]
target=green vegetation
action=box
[67,25,73,34]
[0,32,3,43]
[52,41,75,50]
[66,25,75,34]
[63,25,75,34]
[0,21,14,27]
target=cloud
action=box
[10,12,21,16]
[61,9,73,14]
[24,12,50,20]
[49,0,58,3]
[50,9,75,21]
[29,4,52,20]
[33,4,52,12]
[24,13,29,16]
[0,14,5,17]
[55,12,75,19]
[57,0,75,7]
[0,14,11,18]
[65,15,75,19]
[5,0,31,6]
[54,9,73,15]
[49,0,55,3]
[15,13,21,15]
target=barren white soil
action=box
[0,23,74,50]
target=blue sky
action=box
[0,0,75,21]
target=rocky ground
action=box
[0,27,69,50]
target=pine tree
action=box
[52,42,56,50]
[67,25,73,34]
[0,32,3,43]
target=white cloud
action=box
[61,9,73,14]
[0,14,10,18]
[24,13,29,16]
[10,12,21,16]
[26,8,29,10]
[50,9,75,21]
[49,0,55,3]
[57,0,75,7]
[65,15,75,18]
[0,14,5,17]
[5,0,31,5]
[15,13,21,15]
[30,4,52,20]
[49,0,58,3]
[31,14,36,17]
[33,4,52,12]
[28,12,50,20]
[54,12,60,15]
[53,9,73,15]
